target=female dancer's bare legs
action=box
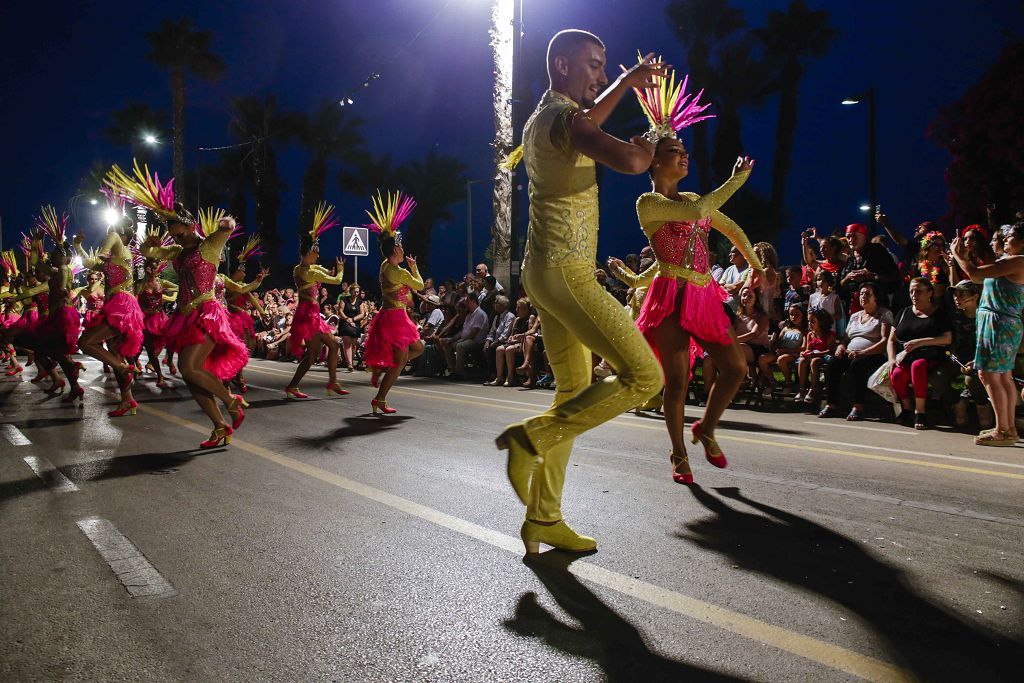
[179,337,236,428]
[375,340,424,403]
[651,302,691,465]
[79,322,134,405]
[287,332,339,389]
[692,327,745,435]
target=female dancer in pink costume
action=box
[363,191,424,415]
[284,202,348,399]
[224,236,268,395]
[80,270,109,373]
[1,250,26,376]
[16,209,84,402]
[609,65,762,484]
[107,160,248,448]
[136,255,177,387]
[74,215,145,416]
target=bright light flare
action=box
[102,208,122,225]
[142,133,159,145]
[89,198,98,205]
[842,98,860,105]
[859,204,871,213]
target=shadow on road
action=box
[679,485,1022,681]
[506,551,742,682]
[276,415,413,451]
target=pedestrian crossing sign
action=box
[342,226,369,256]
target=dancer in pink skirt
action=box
[608,63,762,484]
[363,191,424,415]
[284,202,349,400]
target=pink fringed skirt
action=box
[99,292,144,357]
[228,309,255,342]
[143,310,170,354]
[289,300,331,357]
[11,308,40,337]
[1,311,21,331]
[82,309,104,330]
[364,308,420,369]
[32,306,82,357]
[635,276,732,359]
[164,300,248,381]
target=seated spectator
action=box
[264,312,294,361]
[482,295,515,383]
[809,270,843,333]
[718,246,749,308]
[796,309,836,404]
[479,275,499,317]
[420,294,445,336]
[948,280,993,431]
[440,291,488,380]
[886,277,953,429]
[819,282,893,420]
[711,285,769,394]
[758,302,806,398]
[487,297,534,387]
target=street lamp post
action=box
[842,87,877,229]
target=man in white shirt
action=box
[441,292,489,380]
[476,263,504,292]
[718,246,748,310]
[483,295,514,381]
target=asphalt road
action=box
[1,358,1022,682]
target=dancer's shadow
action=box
[679,485,1023,680]
[277,415,413,451]
[240,397,296,410]
[506,551,743,682]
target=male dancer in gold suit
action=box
[497,30,666,553]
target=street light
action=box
[859,204,871,213]
[102,207,122,226]
[142,133,159,146]
[841,87,877,229]
[89,198,98,206]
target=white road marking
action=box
[2,424,31,446]
[76,517,176,599]
[22,455,79,493]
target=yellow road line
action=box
[131,396,910,683]
[244,365,1024,481]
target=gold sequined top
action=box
[522,90,599,269]
[623,172,761,288]
[379,260,423,310]
[77,232,135,296]
[294,263,344,302]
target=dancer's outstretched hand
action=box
[606,256,625,272]
[733,156,755,175]
[405,255,417,269]
[619,53,670,90]
[73,233,85,245]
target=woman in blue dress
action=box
[952,222,1024,446]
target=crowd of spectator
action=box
[242,206,1024,436]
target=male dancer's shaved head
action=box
[546,29,605,79]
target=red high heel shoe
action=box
[326,381,350,396]
[167,362,177,376]
[371,398,396,415]
[30,373,47,384]
[228,395,246,430]
[671,452,694,485]
[5,365,23,377]
[200,425,232,448]
[285,386,309,399]
[107,400,138,417]
[61,387,85,405]
[691,420,728,468]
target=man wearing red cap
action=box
[839,223,899,313]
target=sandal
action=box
[817,405,837,418]
[845,408,864,421]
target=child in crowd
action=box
[758,303,807,398]
[809,270,843,333]
[796,309,836,403]
[949,279,993,431]
[784,265,808,310]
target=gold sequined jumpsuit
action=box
[510,90,663,523]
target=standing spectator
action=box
[337,284,367,372]
[482,295,515,382]
[948,280,993,431]
[876,211,936,279]
[801,228,847,284]
[784,265,809,310]
[440,291,487,380]
[916,230,950,301]
[952,225,1024,446]
[886,277,953,429]
[839,223,899,313]
[796,309,836,403]
[475,263,503,291]
[749,242,782,323]
[819,282,893,420]
[809,270,843,332]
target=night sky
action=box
[1,0,1020,283]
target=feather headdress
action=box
[196,208,230,239]
[238,234,264,262]
[365,190,416,242]
[35,205,69,247]
[103,159,194,227]
[498,145,524,172]
[308,202,340,250]
[631,55,714,142]
[0,249,19,278]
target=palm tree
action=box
[755,0,837,227]
[704,40,776,184]
[182,147,251,227]
[145,17,225,191]
[288,102,367,231]
[338,154,397,197]
[399,151,467,273]
[665,0,746,193]
[230,95,287,279]
[104,103,170,165]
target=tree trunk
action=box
[711,109,745,185]
[769,59,802,229]
[688,43,714,194]
[406,214,433,274]
[252,144,283,284]
[171,67,186,197]
[298,156,327,236]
